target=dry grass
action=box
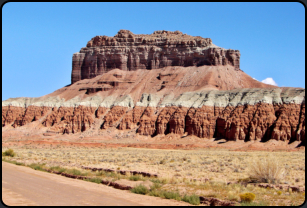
[2,146,305,206]
[249,156,285,184]
[3,146,304,186]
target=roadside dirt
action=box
[2,161,191,206]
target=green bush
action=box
[131,184,149,195]
[3,149,15,157]
[162,191,181,201]
[239,192,256,202]
[182,194,200,205]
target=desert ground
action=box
[2,161,192,206]
[2,126,305,206]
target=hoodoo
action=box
[2,30,305,145]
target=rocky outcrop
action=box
[12,106,51,127]
[41,106,96,134]
[71,30,240,84]
[2,87,305,144]
[186,106,218,139]
[137,107,158,136]
[2,106,26,127]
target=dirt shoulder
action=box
[2,161,191,206]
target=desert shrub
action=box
[28,163,45,171]
[149,178,162,184]
[160,159,166,164]
[249,157,285,184]
[65,168,84,176]
[3,149,15,157]
[182,194,200,205]
[239,192,256,202]
[96,171,106,177]
[228,193,240,201]
[50,166,66,173]
[129,175,142,181]
[2,159,24,166]
[131,184,149,195]
[162,191,181,201]
[150,182,162,190]
[148,189,181,201]
[84,177,102,184]
[149,189,163,197]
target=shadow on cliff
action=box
[213,137,227,144]
[295,140,305,148]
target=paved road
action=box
[2,162,189,206]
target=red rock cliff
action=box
[71,30,240,84]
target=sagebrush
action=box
[249,157,285,184]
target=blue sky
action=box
[2,2,305,101]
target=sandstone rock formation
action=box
[72,30,240,84]
[2,86,305,144]
[2,30,305,146]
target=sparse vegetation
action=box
[2,158,24,166]
[28,163,46,171]
[161,190,181,200]
[129,175,143,181]
[2,146,305,206]
[239,192,256,202]
[131,184,149,195]
[3,149,15,157]
[84,177,102,184]
[50,166,66,173]
[64,168,86,176]
[182,194,200,205]
[249,156,285,184]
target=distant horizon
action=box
[2,2,305,101]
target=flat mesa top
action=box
[86,29,216,48]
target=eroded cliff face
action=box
[2,87,305,144]
[72,30,240,84]
[41,106,96,134]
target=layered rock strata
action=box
[72,30,240,84]
[3,30,304,146]
[3,87,305,144]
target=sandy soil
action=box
[2,161,191,206]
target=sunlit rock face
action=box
[2,87,305,143]
[71,30,240,84]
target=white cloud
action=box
[261,77,278,86]
[253,78,258,81]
